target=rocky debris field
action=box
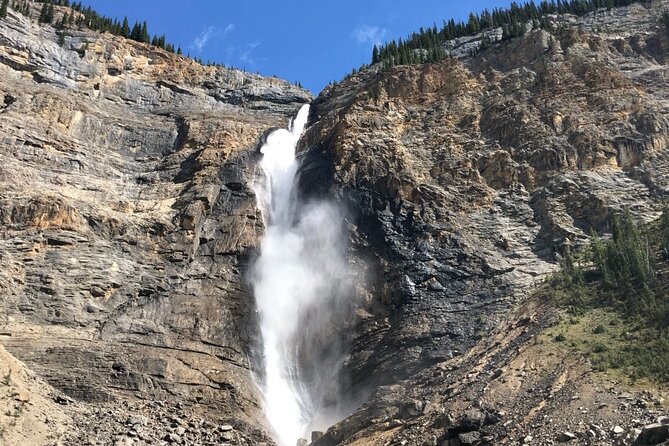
[60,399,276,446]
[312,299,668,446]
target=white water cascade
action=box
[252,104,353,446]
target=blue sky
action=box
[80,1,519,93]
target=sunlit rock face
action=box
[0,5,310,444]
[297,1,669,443]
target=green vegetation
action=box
[543,209,669,383]
[545,309,669,383]
[553,209,667,323]
[21,1,182,56]
[661,8,669,31]
[372,28,448,69]
[38,0,53,24]
[10,1,31,18]
[0,0,241,70]
[0,0,8,19]
[371,0,644,68]
[13,1,240,68]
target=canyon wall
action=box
[0,5,309,444]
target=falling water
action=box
[252,104,353,445]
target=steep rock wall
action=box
[0,6,310,444]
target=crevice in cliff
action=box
[172,116,189,152]
[114,340,250,370]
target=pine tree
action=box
[140,21,149,43]
[660,208,669,259]
[662,9,669,32]
[467,12,480,34]
[0,0,8,19]
[130,22,140,41]
[372,45,379,64]
[38,1,48,22]
[41,1,54,24]
[120,16,129,37]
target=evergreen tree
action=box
[661,208,669,259]
[467,12,480,34]
[662,9,669,33]
[371,0,647,68]
[140,21,149,43]
[59,12,69,29]
[38,1,48,23]
[130,21,140,41]
[39,1,55,24]
[0,0,8,19]
[372,45,379,64]
[120,16,129,37]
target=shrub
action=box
[661,9,669,30]
[593,324,606,334]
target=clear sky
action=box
[80,1,519,94]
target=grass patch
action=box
[539,209,669,383]
[543,309,669,383]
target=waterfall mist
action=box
[252,104,355,446]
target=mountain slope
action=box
[299,0,669,444]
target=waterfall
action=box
[252,104,353,446]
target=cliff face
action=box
[299,0,669,444]
[0,6,310,444]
